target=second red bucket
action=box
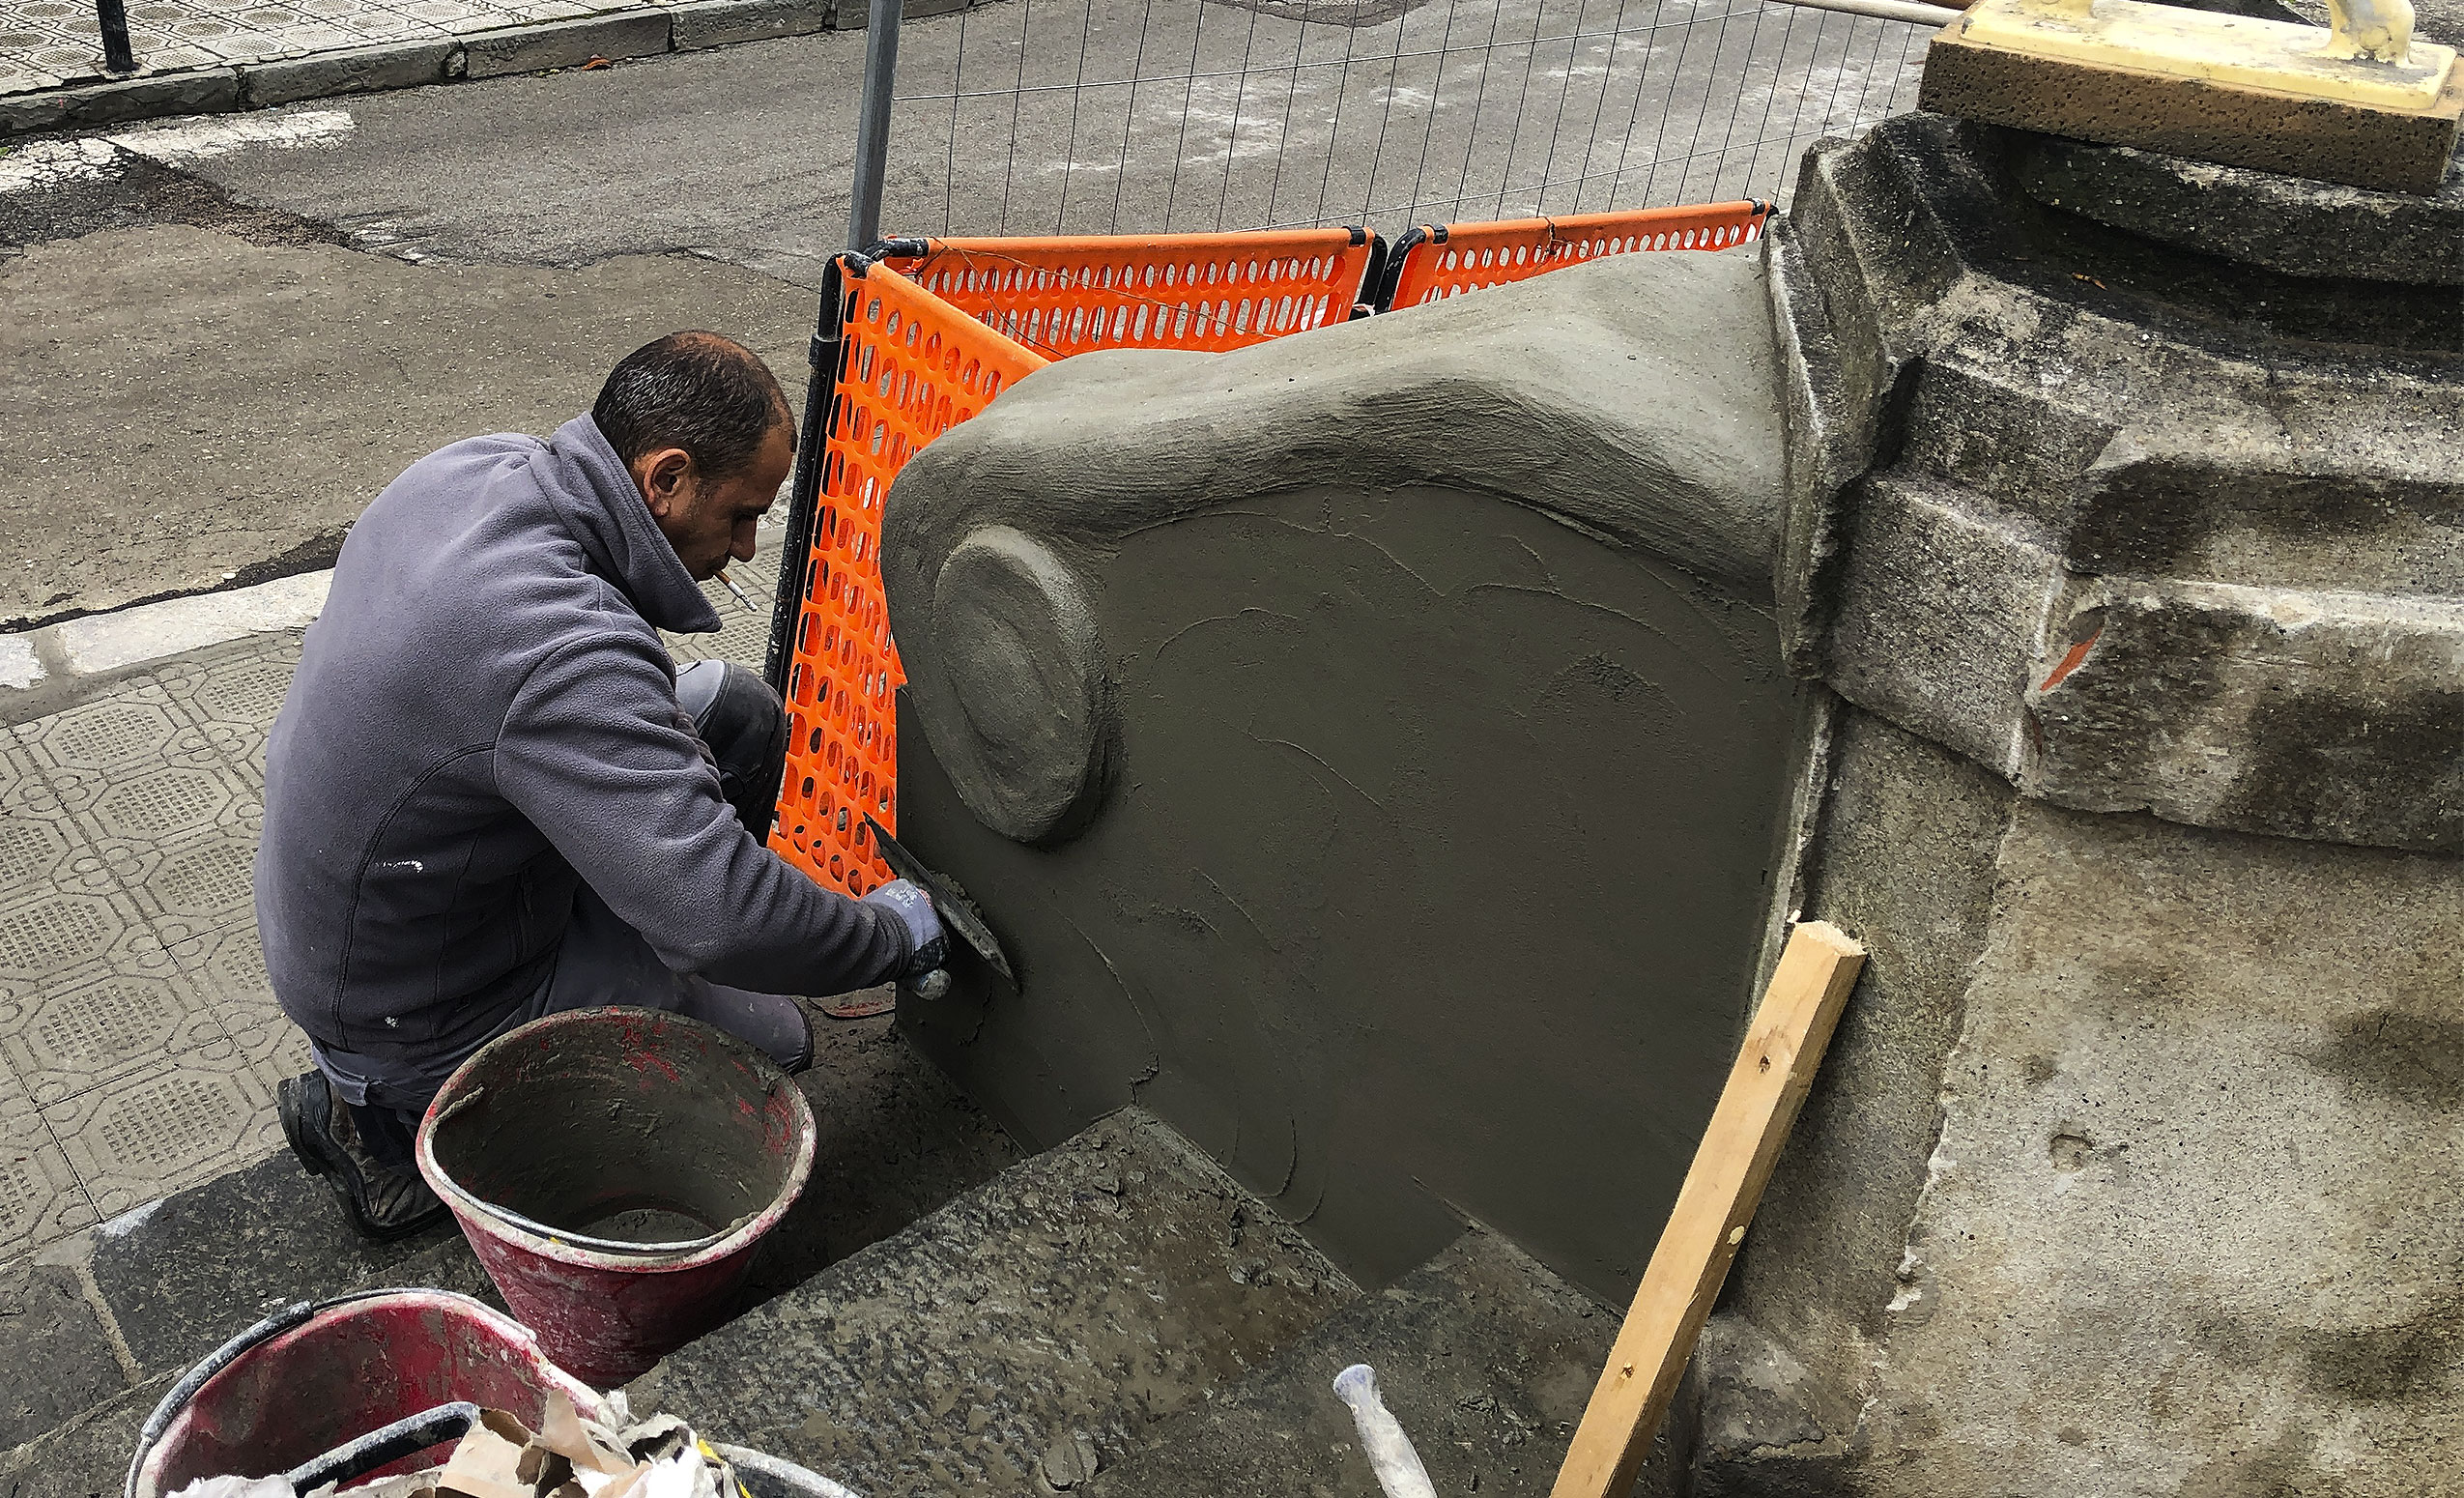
[415,1007,817,1388]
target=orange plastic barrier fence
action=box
[768,257,1049,897]
[879,228,1380,359]
[1380,202,1771,311]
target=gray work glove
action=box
[862,879,948,979]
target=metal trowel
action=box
[865,815,1017,999]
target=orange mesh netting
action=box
[1382,202,1771,311]
[881,228,1380,358]
[768,258,1049,897]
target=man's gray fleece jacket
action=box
[255,414,911,1067]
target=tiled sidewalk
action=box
[0,550,779,1265]
[2,0,657,96]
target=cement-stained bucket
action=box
[415,1008,817,1388]
[124,1288,604,1498]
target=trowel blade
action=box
[863,815,1017,985]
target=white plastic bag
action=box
[1332,1364,1438,1498]
[167,1479,295,1498]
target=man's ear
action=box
[635,447,696,517]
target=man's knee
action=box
[679,660,788,839]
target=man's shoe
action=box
[276,1070,448,1242]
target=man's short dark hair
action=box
[592,331,795,478]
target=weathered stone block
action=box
[238,38,458,106]
[1853,803,2464,1495]
[1778,113,2464,852]
[461,12,672,78]
[2017,134,2464,286]
[2028,580,2464,850]
[57,68,241,128]
[0,87,72,139]
[1824,475,2067,782]
[670,0,835,48]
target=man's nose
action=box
[732,532,758,562]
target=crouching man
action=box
[255,331,943,1239]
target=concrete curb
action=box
[0,0,993,139]
[0,569,331,715]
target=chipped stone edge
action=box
[0,0,1008,140]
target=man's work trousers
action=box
[313,659,810,1167]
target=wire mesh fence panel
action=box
[882,0,1932,238]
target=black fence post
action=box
[761,256,847,702]
[96,0,136,72]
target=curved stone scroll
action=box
[917,526,1113,844]
[883,245,1789,850]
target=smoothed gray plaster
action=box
[894,483,1803,1300]
[880,247,1798,1304]
[885,245,1786,856]
[926,526,1111,843]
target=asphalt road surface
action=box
[0,0,1930,622]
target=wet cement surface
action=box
[899,480,1806,1301]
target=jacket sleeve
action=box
[494,630,912,994]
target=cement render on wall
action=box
[882,248,1806,1302]
[897,479,1807,1300]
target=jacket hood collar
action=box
[539,415,724,635]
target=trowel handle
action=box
[912,967,952,1001]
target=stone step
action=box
[0,1012,1017,1489]
[0,1229,485,1495]
[639,1108,1361,1498]
[1083,1230,1655,1498]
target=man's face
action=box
[634,418,796,582]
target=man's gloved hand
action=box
[862,879,948,979]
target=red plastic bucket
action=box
[125,1289,603,1498]
[415,1008,817,1389]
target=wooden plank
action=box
[1550,920,1867,1498]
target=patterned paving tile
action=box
[0,60,63,92]
[0,745,79,902]
[665,568,778,668]
[0,1063,94,1261]
[0,885,145,987]
[60,754,261,937]
[152,634,298,778]
[226,1019,313,1156]
[0,962,221,1109]
[44,1051,272,1219]
[175,920,281,1034]
[127,828,259,936]
[14,682,192,778]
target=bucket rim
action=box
[413,1006,818,1273]
[123,1286,606,1498]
